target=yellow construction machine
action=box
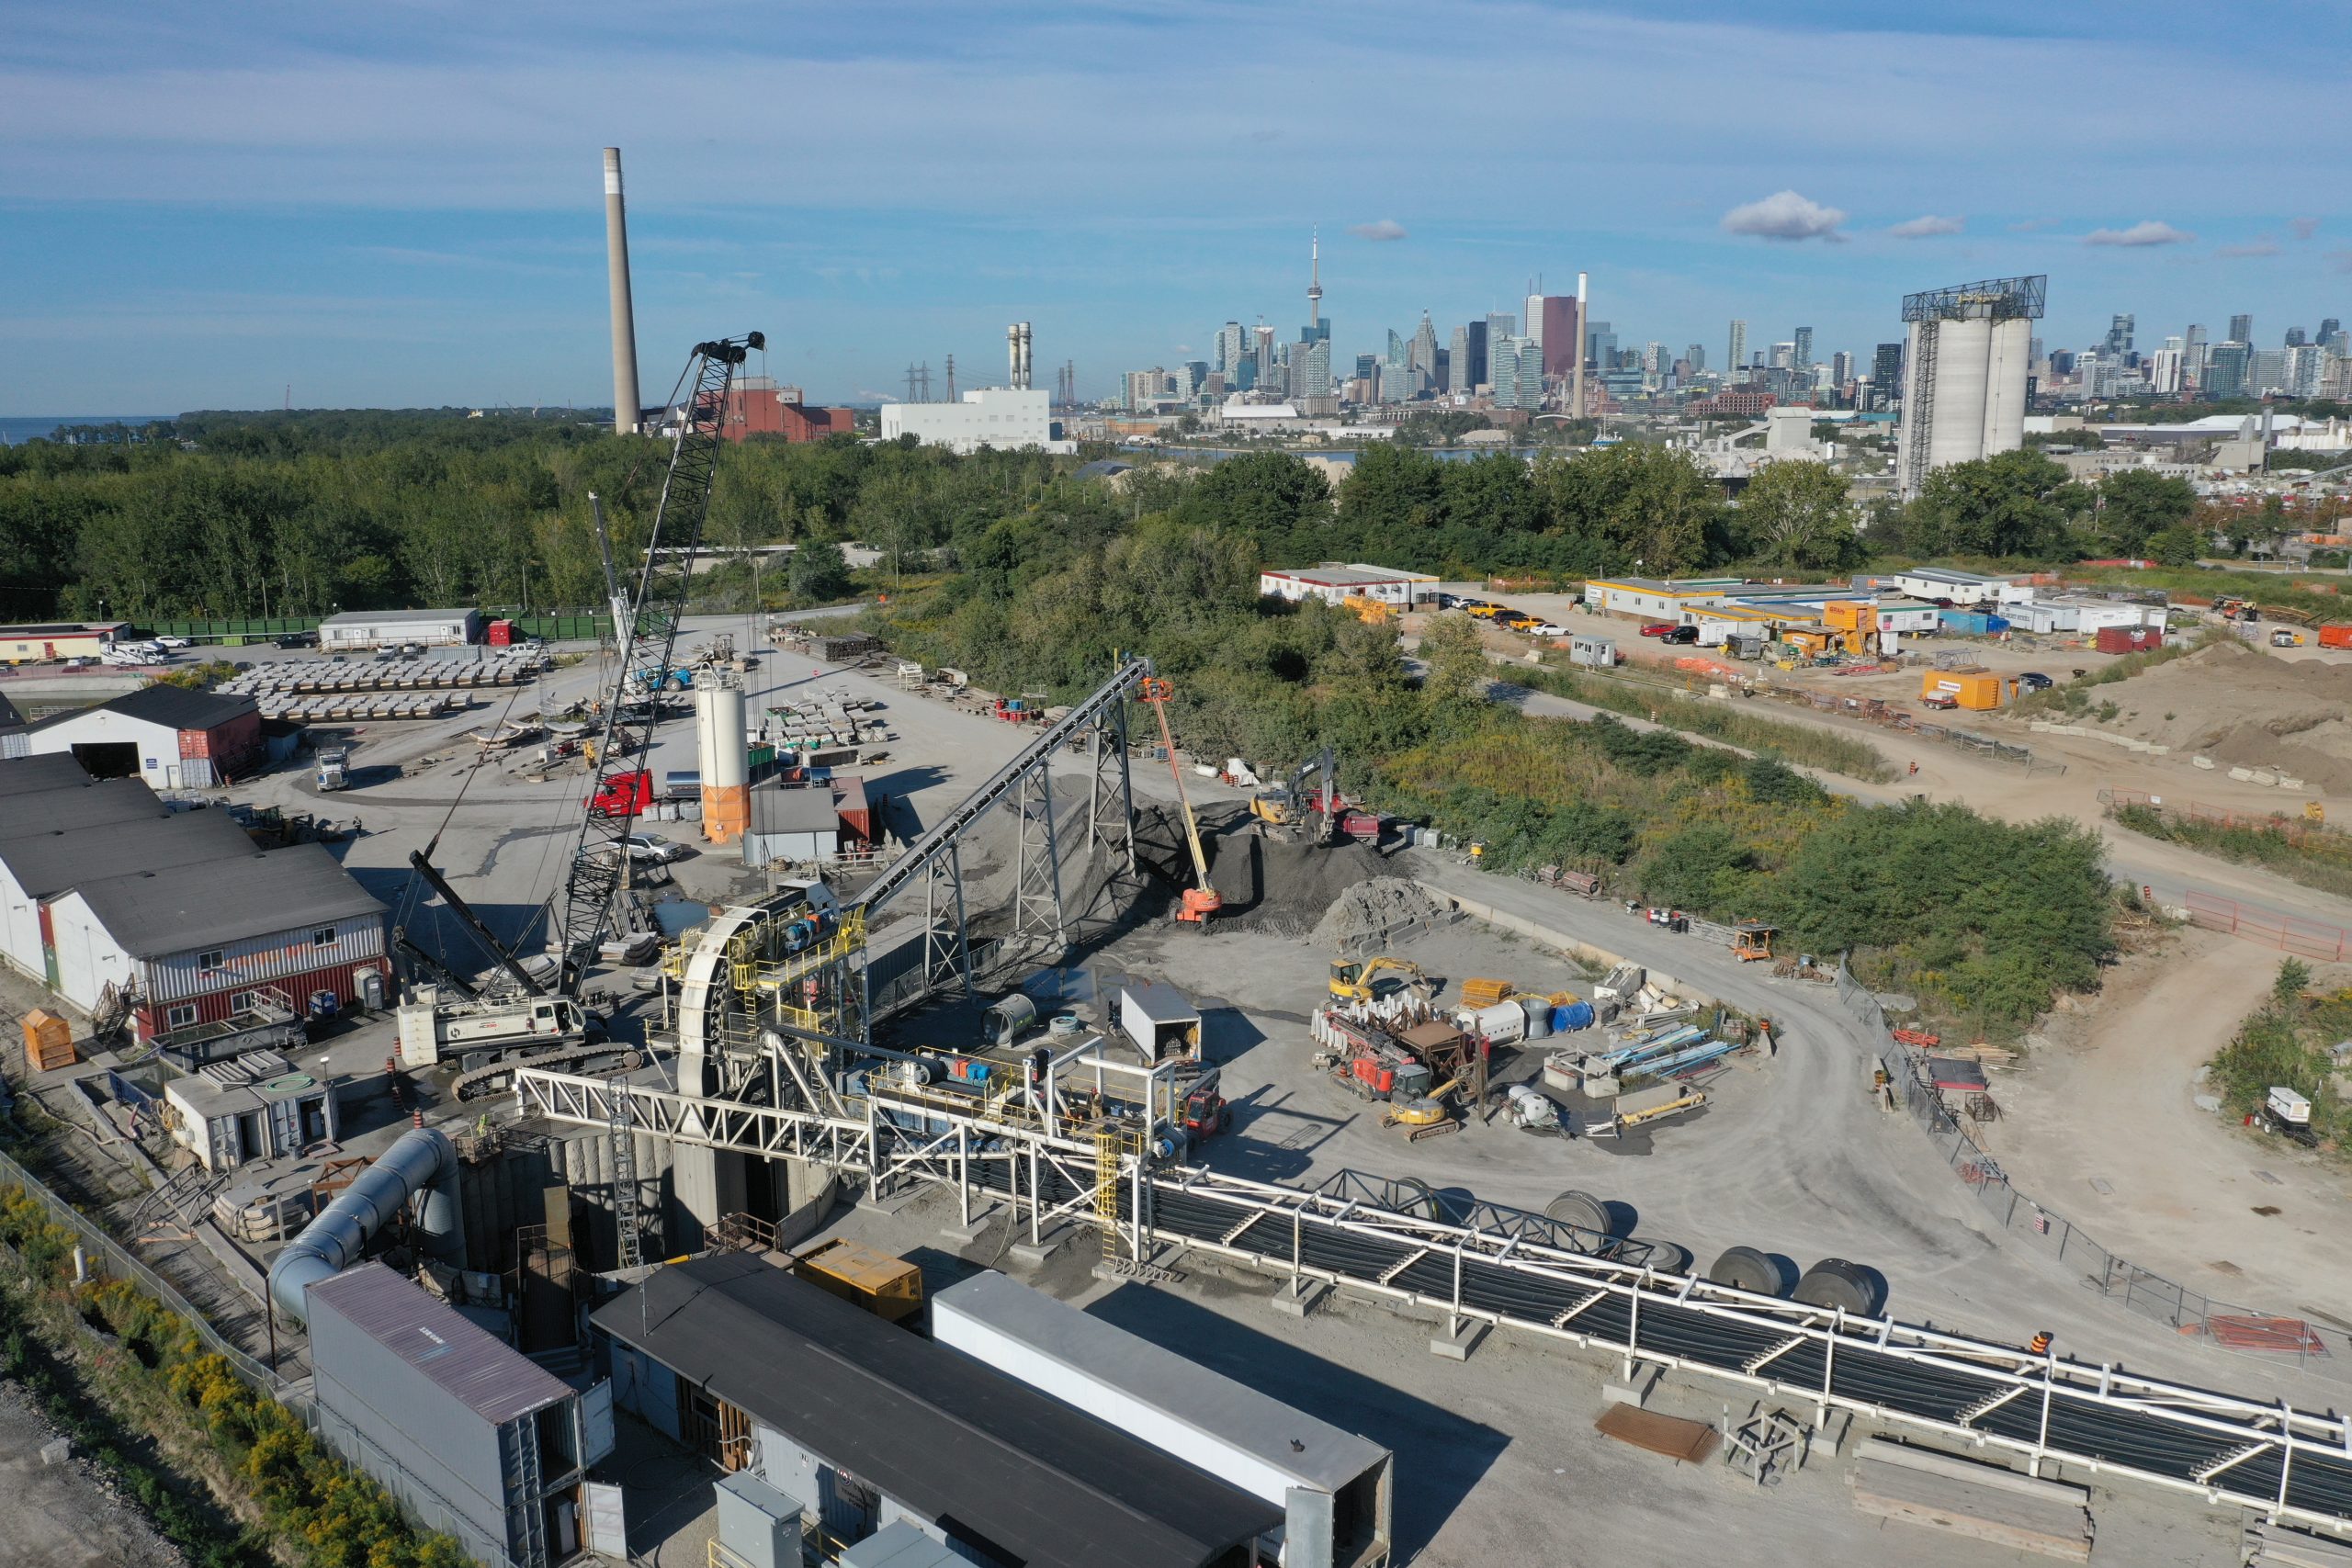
[1329,955,1434,1004]
[1382,1076,1464,1140]
[1250,748,1339,844]
[1731,921,1777,963]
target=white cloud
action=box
[1720,190,1845,242]
[2217,237,2279,258]
[1889,214,1963,239]
[2290,216,2320,242]
[2083,220,2195,247]
[1348,219,1408,242]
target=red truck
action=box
[587,771,656,818]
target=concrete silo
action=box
[695,677,750,844]
[1895,275,2046,498]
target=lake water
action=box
[0,415,171,446]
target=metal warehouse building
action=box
[317,607,481,649]
[21,683,264,788]
[594,1254,1280,1568]
[308,1263,602,1568]
[0,758,391,1040]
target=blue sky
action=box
[2,1,2346,413]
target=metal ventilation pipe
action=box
[267,1125,467,1328]
[604,148,642,435]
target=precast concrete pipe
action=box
[266,1125,467,1328]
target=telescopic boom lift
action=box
[1138,676,1222,927]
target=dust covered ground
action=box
[2062,640,2352,790]
[0,1375,185,1568]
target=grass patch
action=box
[2110,803,2352,902]
[2209,960,2352,1148]
[1518,661,1898,783]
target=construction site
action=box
[10,346,2352,1568]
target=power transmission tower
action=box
[944,355,956,400]
[905,363,920,402]
[917,362,933,401]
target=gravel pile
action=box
[1312,876,1443,946]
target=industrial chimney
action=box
[1571,272,1588,424]
[1007,324,1022,390]
[604,148,642,435]
[1017,322,1034,390]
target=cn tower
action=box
[1306,227,1323,334]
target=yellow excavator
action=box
[1383,1075,1464,1140]
[1140,676,1223,929]
[1329,955,1435,1003]
[1250,747,1338,844]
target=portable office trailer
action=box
[1566,633,1617,669]
[316,608,481,649]
[931,1270,1395,1568]
[308,1263,593,1568]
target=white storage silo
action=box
[694,679,749,843]
[1927,315,1992,473]
[1983,316,2031,457]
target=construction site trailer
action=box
[931,1270,1394,1568]
[315,608,481,649]
[1119,982,1204,1061]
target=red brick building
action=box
[719,378,854,444]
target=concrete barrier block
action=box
[2192,754,2215,769]
[2229,767,2256,782]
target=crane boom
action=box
[1138,676,1222,926]
[550,333,763,987]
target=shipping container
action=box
[2320,626,2352,650]
[1919,670,2005,710]
[2094,626,2163,655]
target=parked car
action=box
[276,630,317,649]
[397,641,425,656]
[618,833,688,864]
[2018,671,2053,691]
[1638,622,1677,638]
[1434,592,1462,608]
[1525,622,1566,637]
[1662,626,1700,645]
[1920,693,1960,710]
[153,634,191,649]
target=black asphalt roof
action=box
[67,840,384,957]
[0,775,171,840]
[99,683,258,731]
[0,807,257,899]
[0,753,91,795]
[592,1254,1279,1568]
[0,692,23,730]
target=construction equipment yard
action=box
[17,599,2352,1568]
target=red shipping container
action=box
[2095,626,2161,654]
[486,618,514,646]
[2320,626,2352,649]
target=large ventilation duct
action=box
[267,1125,466,1328]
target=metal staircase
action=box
[609,1091,643,1271]
[507,1416,548,1568]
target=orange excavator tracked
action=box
[1138,676,1223,927]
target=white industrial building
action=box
[878,389,1074,455]
[20,683,265,788]
[1256,563,1439,609]
[317,607,481,649]
[1897,275,2044,499]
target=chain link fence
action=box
[1832,961,2349,1375]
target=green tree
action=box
[1736,460,1860,570]
[1334,443,1445,542]
[788,539,852,603]
[1416,610,1490,735]
[1906,448,2083,559]
[2148,525,2201,567]
[2095,469,2195,553]
[1175,451,1329,551]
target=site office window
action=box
[312,927,336,948]
[165,1003,198,1030]
[198,948,226,975]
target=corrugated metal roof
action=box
[749,783,840,835]
[0,807,256,898]
[0,777,170,840]
[309,1263,571,1426]
[320,608,474,626]
[67,840,385,957]
[98,684,257,732]
[1121,982,1198,1024]
[593,1255,1278,1568]
[840,1522,968,1568]
[931,1270,1388,1494]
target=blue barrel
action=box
[1553,1002,1596,1032]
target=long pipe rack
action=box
[512,1064,2352,1536]
[853,656,1152,916]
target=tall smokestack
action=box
[1572,271,1589,427]
[1018,322,1034,390]
[603,148,642,436]
[1008,324,1021,389]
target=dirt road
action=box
[1985,930,2352,1325]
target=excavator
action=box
[1383,1075,1464,1141]
[1328,954,1435,1003]
[1139,676,1223,928]
[1250,747,1339,844]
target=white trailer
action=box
[931,1270,1394,1568]
[1119,982,1202,1061]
